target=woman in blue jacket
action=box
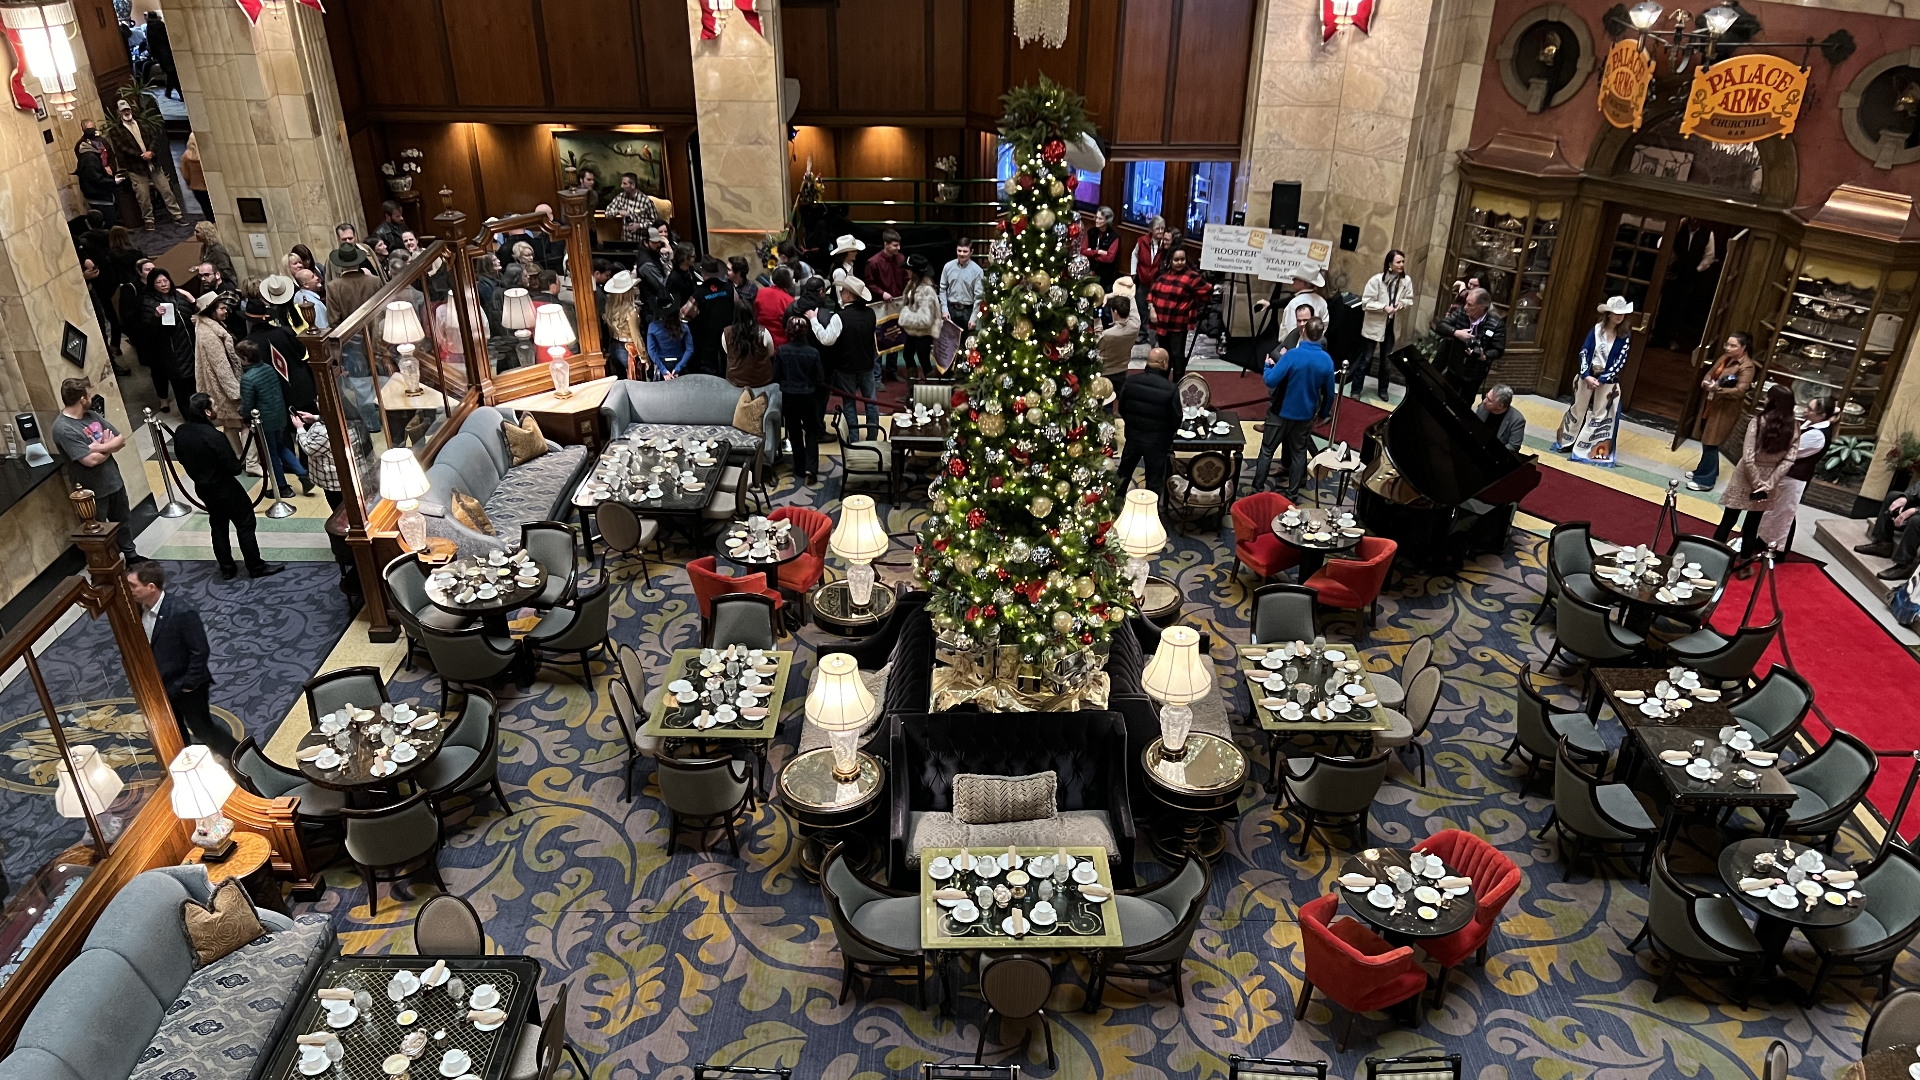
[1552,296,1632,466]
[647,307,694,379]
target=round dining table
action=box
[1273,512,1365,579]
[1590,552,1714,634]
[294,706,450,795]
[1338,847,1476,942]
[1843,1044,1919,1080]
[716,524,807,576]
[1717,837,1863,975]
[423,556,548,637]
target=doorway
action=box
[1586,209,1737,424]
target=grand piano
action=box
[1355,346,1542,570]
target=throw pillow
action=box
[451,492,496,536]
[732,389,769,436]
[501,412,548,466]
[180,878,266,967]
[952,771,1057,825]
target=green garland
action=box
[915,80,1133,672]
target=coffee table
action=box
[259,954,540,1080]
[571,439,726,551]
[640,648,792,789]
[1591,550,1716,634]
[715,523,806,576]
[1630,725,1795,851]
[889,414,949,494]
[1242,644,1389,794]
[811,580,897,636]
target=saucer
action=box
[391,742,419,763]
[951,903,980,924]
[325,1005,359,1028]
[928,861,954,881]
[1030,902,1058,926]
[440,1050,473,1078]
[1417,905,1439,920]
[1414,886,1441,904]
[1071,861,1099,885]
[299,1054,331,1076]
[468,984,501,1010]
[313,751,343,770]
[1367,888,1395,909]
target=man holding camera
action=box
[1433,287,1506,399]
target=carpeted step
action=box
[1814,516,1896,604]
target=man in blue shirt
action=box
[1250,318,1337,497]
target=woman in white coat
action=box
[1352,249,1413,400]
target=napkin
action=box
[1007,909,1028,936]
[1738,876,1780,892]
[1658,750,1691,765]
[1437,876,1473,891]
[932,888,968,902]
[1825,869,1859,885]
[316,988,354,1001]
[1079,884,1112,900]
[467,1008,506,1025]
[1337,873,1376,889]
[1744,750,1778,766]
[296,1033,334,1047]
[297,745,329,761]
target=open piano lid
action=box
[1382,345,1542,507]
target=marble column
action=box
[1241,0,1495,327]
[0,35,149,606]
[682,0,790,262]
[163,0,360,279]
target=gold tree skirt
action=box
[930,659,1111,713]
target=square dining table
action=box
[918,846,1121,951]
[1241,645,1391,787]
[639,649,791,743]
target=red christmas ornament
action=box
[983,604,998,618]
[952,388,969,408]
[967,348,981,365]
[1017,171,1037,189]
[967,605,980,621]
[948,458,966,476]
[1068,423,1085,438]
[1082,632,1094,644]
[1055,327,1071,345]
[997,569,1010,581]
[1043,138,1066,164]
[966,509,985,529]
[1068,221,1082,238]
[934,537,949,551]
[1084,491,1100,505]
[990,476,1005,490]
[969,409,980,421]
[1066,373,1080,391]
[1045,344,1059,361]
[1012,214,1028,233]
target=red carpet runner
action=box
[1712,562,1920,838]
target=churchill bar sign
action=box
[1598,40,1654,130]
[1680,54,1808,144]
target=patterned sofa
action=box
[0,865,334,1080]
[420,405,591,556]
[600,375,784,465]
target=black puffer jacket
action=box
[1118,368,1180,446]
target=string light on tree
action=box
[917,76,1133,682]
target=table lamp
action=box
[806,652,875,782]
[830,494,888,609]
[1142,625,1212,759]
[54,744,124,840]
[501,287,536,370]
[1113,488,1167,600]
[533,303,575,397]
[168,745,237,859]
[381,300,427,396]
[379,447,432,550]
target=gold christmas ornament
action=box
[1028,269,1052,290]
[1068,442,1083,458]
[1075,576,1095,598]
[1034,208,1056,229]
[1066,315,1078,329]
[1050,180,1065,197]
[1027,408,1047,426]
[1052,609,1075,633]
[954,552,979,574]
[1023,391,1043,410]
[1030,495,1053,517]
[979,411,1007,437]
[1001,272,1018,289]
[1012,317,1033,341]
[1047,571,1070,591]
[1089,375,1113,401]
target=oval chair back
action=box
[520,520,579,607]
[1514,678,1563,764]
[1865,989,1920,1056]
[304,666,389,720]
[977,953,1058,1069]
[711,592,777,649]
[1401,637,1433,685]
[1251,583,1317,644]
[1549,522,1594,579]
[1648,853,1737,963]
[1760,1040,1789,1080]
[1403,666,1442,737]
[413,894,485,954]
[1728,665,1812,748]
[597,500,646,552]
[1690,616,1781,682]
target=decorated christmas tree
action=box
[916,77,1135,687]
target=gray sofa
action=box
[0,865,334,1080]
[420,405,591,556]
[601,375,783,464]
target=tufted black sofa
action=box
[888,710,1136,887]
[842,589,935,721]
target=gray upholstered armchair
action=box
[1275,749,1392,853]
[1629,852,1763,1006]
[1546,738,1658,882]
[821,843,926,1006]
[1092,856,1209,1008]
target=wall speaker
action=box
[1268,182,1302,232]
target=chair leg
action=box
[491,778,510,811]
[1337,1007,1356,1053]
[839,958,853,1004]
[356,862,380,916]
[1293,979,1313,1019]
[974,1008,993,1064]
[1295,808,1316,857]
[1476,942,1489,966]
[724,813,740,857]
[1040,1009,1057,1071]
[1628,924,1649,951]
[1654,960,1679,1003]
[1805,954,1836,1003]
[1502,735,1519,762]
[1416,742,1428,786]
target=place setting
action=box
[923,846,1115,945]
[426,547,542,609]
[298,700,444,785]
[288,958,527,1080]
[1654,724,1767,788]
[894,400,947,432]
[1245,638,1374,727]
[1613,665,1721,722]
[1726,838,1865,923]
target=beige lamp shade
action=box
[532,303,574,349]
[1141,625,1212,705]
[54,745,123,819]
[168,745,235,820]
[1113,489,1167,558]
[805,653,876,733]
[378,447,431,503]
[500,288,536,331]
[830,494,889,562]
[380,300,425,346]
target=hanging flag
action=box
[235,0,327,26]
[1598,40,1654,131]
[270,344,290,383]
[700,0,762,40]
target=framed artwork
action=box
[1629,145,1694,182]
[61,322,86,368]
[550,129,669,208]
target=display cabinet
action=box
[1445,189,1563,346]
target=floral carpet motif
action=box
[291,471,1892,1080]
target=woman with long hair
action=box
[138,267,197,411]
[896,254,940,381]
[1689,331,1757,491]
[647,301,693,379]
[1715,382,1799,570]
[193,220,235,282]
[1553,296,1634,464]
[192,292,244,455]
[603,271,643,379]
[722,289,775,388]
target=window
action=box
[1122,162,1165,226]
[1444,188,1561,346]
[996,140,1016,190]
[1186,161,1234,237]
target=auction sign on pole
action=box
[1680,54,1807,144]
[1598,40,1653,130]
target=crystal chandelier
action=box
[1013,0,1069,49]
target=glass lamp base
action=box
[397,503,427,551]
[827,728,862,782]
[848,561,876,609]
[1158,703,1193,759]
[1128,556,1150,600]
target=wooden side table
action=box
[1140,732,1247,863]
[510,376,617,450]
[184,832,288,915]
[778,747,884,882]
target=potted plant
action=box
[1819,434,1876,484]
[380,148,423,195]
[1883,431,1920,492]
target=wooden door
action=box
[1670,228,1752,450]
[1588,209,1673,411]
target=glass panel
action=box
[1185,161,1234,237]
[1619,112,1764,196]
[1122,162,1166,226]
[996,140,1016,189]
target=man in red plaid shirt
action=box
[1147,248,1212,379]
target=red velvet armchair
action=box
[1232,491,1301,583]
[770,507,833,594]
[1296,893,1428,1051]
[687,556,783,621]
[1413,828,1521,1004]
[1303,535,1398,627]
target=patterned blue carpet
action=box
[0,562,353,896]
[285,468,1891,1080]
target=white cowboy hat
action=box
[1294,269,1326,288]
[838,274,872,302]
[194,290,223,314]
[604,270,637,295]
[830,234,866,257]
[1598,295,1634,316]
[260,274,297,305]
[1110,276,1136,299]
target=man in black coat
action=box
[125,561,236,758]
[1117,347,1181,497]
[1432,287,1506,399]
[173,395,283,581]
[243,296,318,415]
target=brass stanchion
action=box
[145,407,194,518]
[253,409,298,519]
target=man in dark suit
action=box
[1117,347,1181,497]
[1433,287,1506,399]
[125,562,235,759]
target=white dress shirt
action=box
[142,592,165,640]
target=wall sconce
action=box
[0,1,78,119]
[1628,2,1746,72]
[1321,0,1377,43]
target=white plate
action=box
[1827,891,1848,906]
[1796,880,1823,897]
[1682,566,1703,578]
[474,1018,505,1033]
[951,904,980,924]
[299,1054,331,1076]
[1328,698,1352,714]
[325,1005,358,1028]
[928,861,954,881]
[1260,654,1286,670]
[1213,422,1233,434]
[1420,861,1445,880]
[1367,889,1395,909]
[468,985,500,1010]
[1343,683,1367,698]
[1072,862,1099,885]
[1639,701,1668,718]
[1796,851,1825,873]
[412,715,439,731]
[1417,905,1439,920]
[1323,650,1346,662]
[1279,705,1304,721]
[1768,888,1799,910]
[1000,916,1033,936]
[391,743,418,763]
[1414,886,1441,904]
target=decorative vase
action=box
[935,182,961,204]
[385,175,414,195]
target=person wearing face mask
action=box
[73,119,118,223]
[105,97,184,230]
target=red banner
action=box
[699,0,763,40]
[235,0,327,25]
